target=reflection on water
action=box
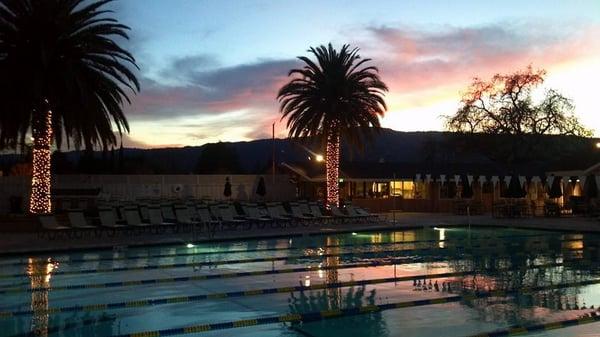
[288,286,388,337]
[27,258,57,337]
[444,234,599,327]
[2,229,599,337]
[325,236,341,309]
[437,228,446,248]
[288,230,600,336]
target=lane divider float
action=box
[1,260,593,317]
[0,240,584,281]
[0,232,563,267]
[8,278,599,337]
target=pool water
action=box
[0,226,599,337]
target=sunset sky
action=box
[113,0,600,148]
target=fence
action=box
[0,174,296,214]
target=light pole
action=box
[272,122,275,185]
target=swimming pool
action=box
[1,226,599,337]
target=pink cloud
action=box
[364,23,600,94]
[123,21,600,147]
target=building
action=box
[283,160,600,214]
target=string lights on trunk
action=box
[30,108,53,214]
[325,131,340,208]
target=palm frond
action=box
[0,0,138,150]
[277,43,388,151]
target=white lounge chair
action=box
[124,206,152,232]
[98,207,128,229]
[217,204,248,230]
[38,215,71,239]
[148,206,177,232]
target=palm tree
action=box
[277,44,387,207]
[0,0,139,214]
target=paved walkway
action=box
[1,212,599,255]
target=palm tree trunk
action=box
[30,108,53,214]
[326,131,340,207]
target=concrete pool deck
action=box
[1,212,599,255]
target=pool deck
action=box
[1,212,599,255]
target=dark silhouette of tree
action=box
[195,142,242,174]
[278,44,387,207]
[0,0,139,213]
[445,66,591,136]
[444,66,592,165]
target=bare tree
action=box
[445,66,592,137]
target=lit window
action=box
[390,180,415,198]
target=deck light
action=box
[315,154,324,162]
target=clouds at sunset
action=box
[367,22,599,92]
[124,18,600,147]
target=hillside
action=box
[1,129,599,175]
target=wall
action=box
[0,174,296,214]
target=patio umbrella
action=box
[256,176,266,198]
[223,177,232,199]
[548,177,563,199]
[461,175,474,198]
[583,175,598,198]
[506,174,526,198]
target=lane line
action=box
[0,241,580,280]
[8,278,599,337]
[0,260,591,317]
[0,232,562,267]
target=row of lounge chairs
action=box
[38,201,380,239]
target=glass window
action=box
[372,182,390,198]
[414,182,428,199]
[356,182,365,197]
[390,180,415,199]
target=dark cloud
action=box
[122,20,599,147]
[127,58,299,120]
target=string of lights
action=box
[326,131,340,208]
[29,108,53,214]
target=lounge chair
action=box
[185,203,200,220]
[148,206,178,232]
[197,205,221,234]
[123,206,153,232]
[174,205,201,232]
[344,205,370,219]
[38,215,71,239]
[67,210,102,237]
[217,204,249,230]
[353,206,381,221]
[298,202,314,216]
[138,204,151,223]
[242,203,272,228]
[330,205,356,223]
[98,207,128,231]
[161,204,177,223]
[289,202,313,226]
[266,202,292,227]
[308,202,333,224]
